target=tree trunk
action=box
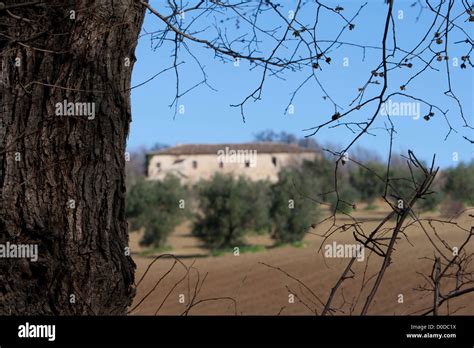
[0,0,146,314]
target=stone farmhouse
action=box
[146,143,318,183]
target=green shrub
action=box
[126,176,188,247]
[443,161,474,206]
[387,163,443,212]
[193,174,271,250]
[416,188,444,212]
[327,184,359,214]
[301,157,334,202]
[349,161,385,204]
[270,169,320,245]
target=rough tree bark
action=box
[0,0,146,314]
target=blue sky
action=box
[128,0,473,168]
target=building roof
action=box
[148,142,315,156]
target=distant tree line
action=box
[125,132,473,250]
[126,169,320,250]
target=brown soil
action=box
[129,206,474,315]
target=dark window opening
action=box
[219,161,224,168]
[156,162,161,169]
[245,161,250,168]
[192,160,198,169]
[272,156,277,167]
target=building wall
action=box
[147,152,318,183]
